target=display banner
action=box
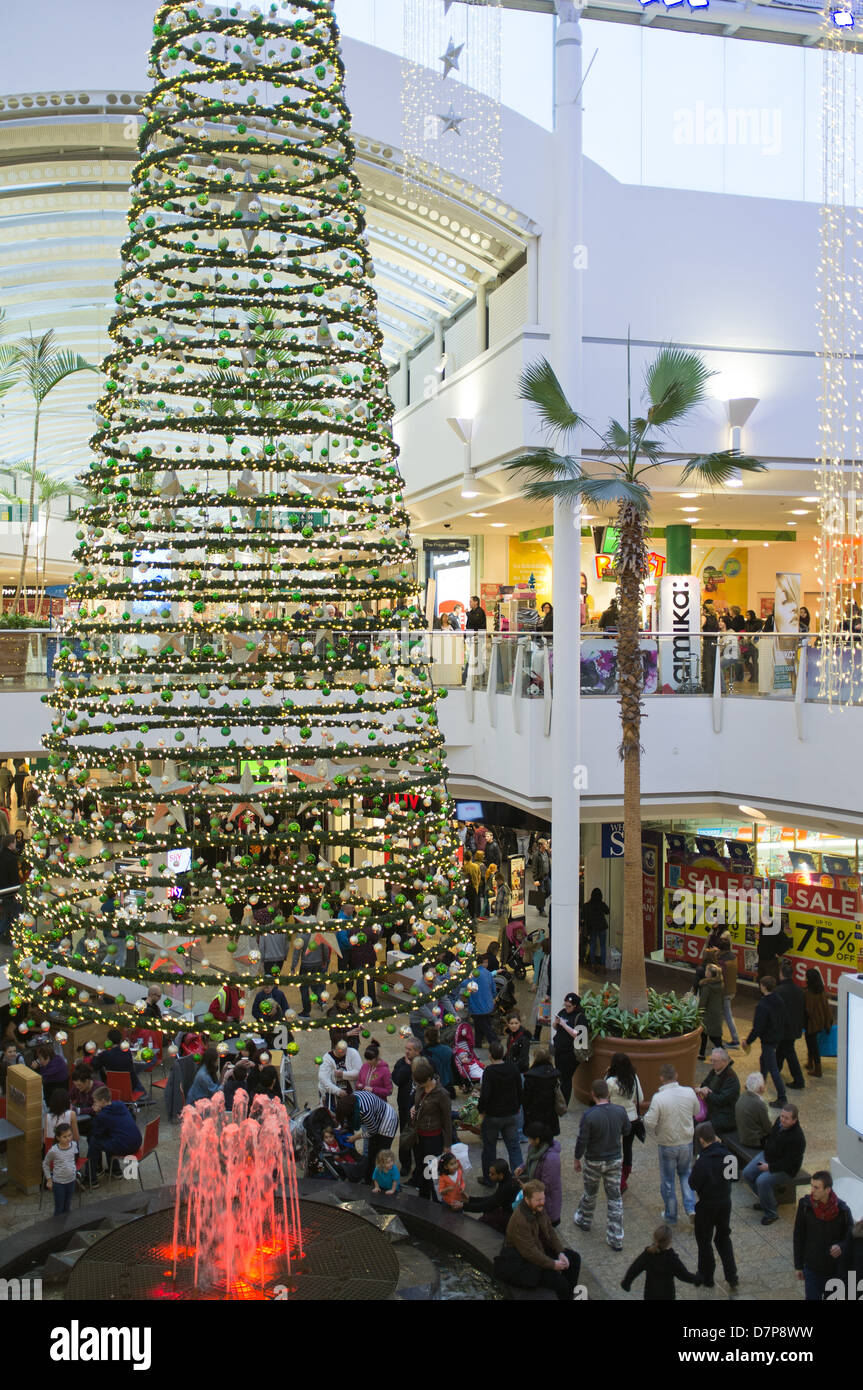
[662,863,862,993]
[509,855,525,918]
[658,574,700,692]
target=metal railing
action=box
[0,627,841,706]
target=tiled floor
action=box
[0,915,840,1301]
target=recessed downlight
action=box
[468,512,487,518]
[739,804,767,821]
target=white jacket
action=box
[317,1047,362,1103]
[644,1081,700,1146]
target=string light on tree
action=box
[9,0,476,1045]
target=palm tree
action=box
[3,330,97,607]
[507,345,766,1012]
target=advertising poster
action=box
[695,545,749,611]
[642,831,662,955]
[661,863,862,993]
[507,537,552,604]
[658,573,701,692]
[582,636,658,695]
[509,855,525,918]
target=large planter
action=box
[573,1026,703,1106]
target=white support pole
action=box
[549,1,584,1007]
[526,234,540,325]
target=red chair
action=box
[130,1029,164,1097]
[105,1069,148,1110]
[111,1116,163,1190]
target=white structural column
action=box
[549,2,584,1008]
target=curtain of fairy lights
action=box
[817,20,863,703]
[401,0,502,197]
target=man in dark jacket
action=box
[93,1028,144,1093]
[84,1084,143,1184]
[478,1041,523,1184]
[696,1049,740,1134]
[573,1079,630,1251]
[742,1103,806,1225]
[793,1170,853,1300]
[775,960,806,1089]
[465,595,487,631]
[744,976,788,1107]
[484,834,502,870]
[688,1121,739,1290]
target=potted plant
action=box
[574,984,702,1102]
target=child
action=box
[371,1148,401,1195]
[437,1151,466,1211]
[620,1224,702,1300]
[43,1121,79,1216]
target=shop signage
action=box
[658,574,700,691]
[601,823,624,857]
[595,551,665,582]
[509,855,525,918]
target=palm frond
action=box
[519,477,596,508]
[636,437,665,461]
[518,359,582,438]
[504,447,580,482]
[679,450,767,485]
[33,350,97,402]
[577,475,652,514]
[605,420,631,455]
[0,344,21,398]
[644,348,714,428]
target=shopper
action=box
[0,834,21,941]
[643,1062,700,1224]
[598,599,619,631]
[409,1057,452,1201]
[688,1121,739,1290]
[392,1036,423,1132]
[498,1180,582,1301]
[317,1038,362,1108]
[357,1038,394,1100]
[572,1078,630,1251]
[742,1102,806,1226]
[466,1159,521,1232]
[31,1043,70,1100]
[517,1120,563,1225]
[493,872,512,963]
[540,602,554,633]
[552,992,589,1108]
[735,1072,772,1148]
[605,1051,644,1193]
[583,886,610,969]
[463,850,481,920]
[477,1040,523,1185]
[701,604,719,691]
[621,1223,702,1300]
[504,1012,532,1076]
[803,967,832,1079]
[775,960,806,1089]
[421,1026,455,1097]
[522,1046,562,1135]
[696,1048,740,1135]
[465,595,487,631]
[465,954,498,1049]
[532,840,551,917]
[84,1085,142,1186]
[437,1150,467,1210]
[793,1171,853,1300]
[697,964,725,1060]
[718,616,742,692]
[743,975,788,1107]
[185,1047,222,1106]
[334,1088,399,1182]
[716,933,740,1046]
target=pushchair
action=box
[503,920,530,979]
[301,1105,362,1181]
[493,967,518,1024]
[452,1020,484,1092]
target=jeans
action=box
[299,968,318,1015]
[694,1201,737,1285]
[52,1180,76,1215]
[805,1031,822,1066]
[85,1140,128,1181]
[481,1112,522,1181]
[776,1038,805,1087]
[658,1143,696,1222]
[803,1267,830,1301]
[759,1042,787,1103]
[589,928,606,967]
[575,1155,624,1246]
[722,995,740,1044]
[742,1153,791,1219]
[471,1013,498,1049]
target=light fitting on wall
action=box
[725,397,759,485]
[446,415,495,499]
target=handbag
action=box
[553,1082,568,1117]
[694,1096,708,1123]
[527,890,546,908]
[630,1074,646,1142]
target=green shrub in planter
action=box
[581,983,701,1040]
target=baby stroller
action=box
[452,1020,484,1093]
[493,967,518,1024]
[302,1106,361,1181]
[504,920,530,979]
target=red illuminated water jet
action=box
[170,1090,303,1299]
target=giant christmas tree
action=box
[9,0,474,1047]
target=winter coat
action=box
[504,1201,564,1270]
[794,1194,853,1274]
[717,948,738,998]
[357,1059,393,1100]
[621,1246,701,1301]
[735,1090,771,1148]
[763,1117,806,1178]
[525,1139,562,1224]
[776,979,806,1039]
[317,1047,362,1103]
[688,1141,733,1206]
[505,1027,532,1075]
[804,989,832,1035]
[522,1063,561,1137]
[700,1062,740,1134]
[746,991,788,1047]
[698,977,724,1038]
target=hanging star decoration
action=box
[437,107,465,137]
[439,38,464,80]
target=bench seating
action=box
[722,1129,811,1205]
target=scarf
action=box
[526,1141,551,1181]
[812,1190,840,1222]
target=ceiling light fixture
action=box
[468,512,488,518]
[490,522,507,528]
[678,493,697,499]
[800,496,818,503]
[791,509,810,515]
[739,804,767,820]
[446,416,496,499]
